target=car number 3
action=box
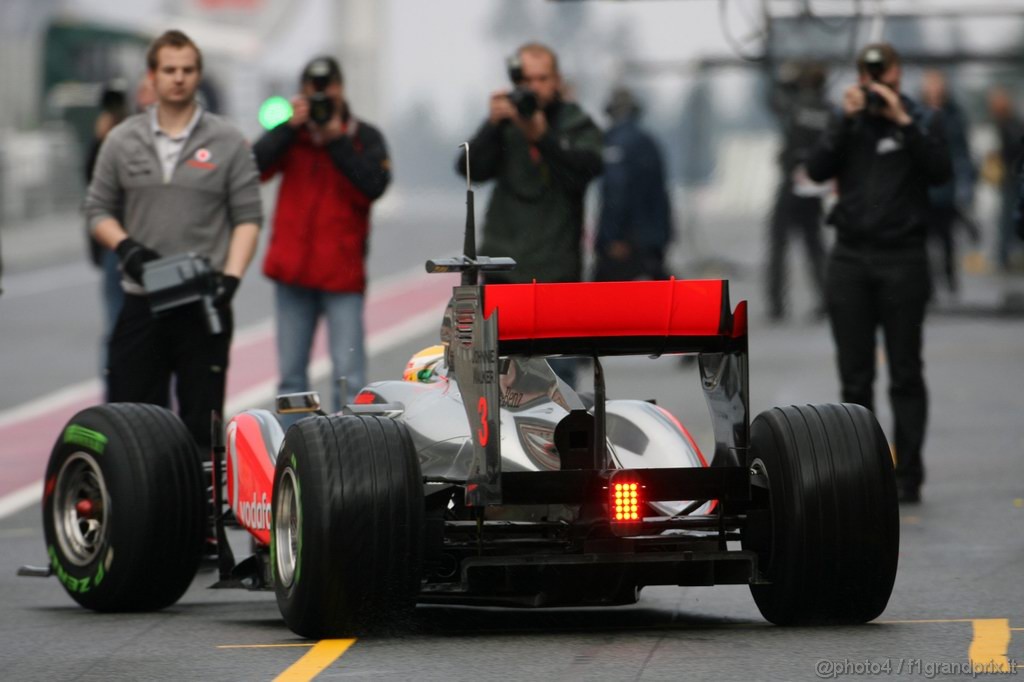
[476,397,490,446]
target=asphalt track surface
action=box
[1,198,1023,681]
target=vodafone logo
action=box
[239,491,272,531]
[195,148,212,163]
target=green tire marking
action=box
[48,544,103,594]
[64,425,108,454]
[294,464,302,587]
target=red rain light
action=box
[353,391,377,405]
[610,479,642,522]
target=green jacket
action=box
[457,100,602,283]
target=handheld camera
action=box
[505,55,539,119]
[142,253,223,335]
[861,48,889,117]
[306,59,336,126]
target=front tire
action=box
[43,403,205,611]
[272,415,424,638]
[744,403,899,625]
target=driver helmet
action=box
[403,345,446,383]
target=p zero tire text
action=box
[42,403,205,611]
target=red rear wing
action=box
[483,279,747,356]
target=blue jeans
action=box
[101,249,125,335]
[275,283,366,415]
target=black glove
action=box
[115,238,161,284]
[214,274,240,309]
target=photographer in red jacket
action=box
[253,56,391,415]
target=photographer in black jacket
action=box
[807,43,951,504]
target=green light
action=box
[258,96,293,130]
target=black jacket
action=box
[455,99,602,283]
[775,90,835,176]
[597,116,672,253]
[807,95,951,249]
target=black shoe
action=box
[897,483,921,505]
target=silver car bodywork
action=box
[357,355,713,519]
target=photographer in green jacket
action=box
[456,42,603,284]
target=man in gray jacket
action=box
[84,30,262,450]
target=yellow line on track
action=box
[969,619,1011,672]
[273,639,357,682]
[218,643,316,649]
[878,619,975,624]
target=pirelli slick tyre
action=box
[744,403,899,625]
[272,415,424,638]
[42,403,205,611]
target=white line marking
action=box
[231,318,274,346]
[0,273,445,520]
[224,307,440,415]
[0,379,103,430]
[1,262,100,300]
[0,266,437,429]
[0,482,43,519]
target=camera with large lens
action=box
[861,48,889,117]
[306,59,335,126]
[505,55,539,119]
[142,253,223,335]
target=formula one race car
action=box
[30,157,899,638]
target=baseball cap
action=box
[856,43,900,74]
[301,56,343,84]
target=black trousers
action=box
[825,245,931,488]
[767,187,826,317]
[926,206,958,293]
[593,246,669,282]
[107,294,233,451]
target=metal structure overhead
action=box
[553,0,1024,66]
[556,0,1024,73]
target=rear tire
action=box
[42,403,205,611]
[272,415,424,638]
[744,403,899,625]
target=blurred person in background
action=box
[85,80,129,333]
[456,42,602,284]
[85,81,129,183]
[456,41,602,386]
[136,77,157,112]
[593,87,673,282]
[84,29,263,450]
[253,56,391,415]
[1017,171,1024,241]
[986,87,1024,272]
[765,61,834,321]
[920,70,977,298]
[806,43,951,504]
[85,77,158,364]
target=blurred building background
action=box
[2,0,1024,278]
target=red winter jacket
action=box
[255,120,391,292]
